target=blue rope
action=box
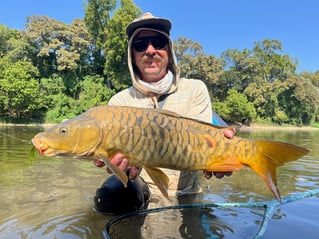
[104,188,319,239]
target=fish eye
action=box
[59,127,68,135]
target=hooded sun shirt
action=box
[108,13,213,202]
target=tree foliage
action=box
[25,16,92,77]
[0,3,318,126]
[174,37,224,99]
[213,89,257,125]
[278,76,319,125]
[103,0,142,90]
[0,61,41,118]
[84,0,116,75]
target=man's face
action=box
[132,30,169,83]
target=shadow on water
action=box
[0,126,319,238]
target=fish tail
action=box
[247,141,309,202]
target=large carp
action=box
[31,105,309,202]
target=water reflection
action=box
[0,126,319,239]
[106,206,264,239]
[0,126,113,239]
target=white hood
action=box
[127,28,180,97]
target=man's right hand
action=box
[107,153,140,180]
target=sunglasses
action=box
[132,35,168,52]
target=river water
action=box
[0,125,318,239]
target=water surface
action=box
[0,126,318,238]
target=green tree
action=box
[243,78,285,119]
[0,61,41,118]
[104,0,141,90]
[221,48,254,91]
[214,89,257,125]
[39,75,67,108]
[278,76,319,125]
[76,75,115,112]
[43,75,115,123]
[174,37,224,99]
[25,16,92,90]
[220,39,298,121]
[44,93,77,123]
[84,0,117,74]
[221,40,296,92]
[252,39,297,82]
[0,24,32,63]
[174,36,204,77]
[299,71,319,88]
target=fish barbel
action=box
[31,105,309,202]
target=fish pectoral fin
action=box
[144,167,169,197]
[98,154,128,187]
[207,156,243,172]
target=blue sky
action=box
[1,0,318,72]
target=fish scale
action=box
[31,105,309,202]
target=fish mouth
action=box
[31,137,50,155]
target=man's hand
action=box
[108,153,140,180]
[203,171,233,179]
[223,128,236,139]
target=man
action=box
[94,12,234,214]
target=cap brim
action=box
[127,18,171,38]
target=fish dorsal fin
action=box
[152,108,226,129]
[152,108,182,118]
[144,167,169,197]
[98,154,128,187]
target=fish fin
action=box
[204,134,243,171]
[248,141,309,202]
[153,108,182,118]
[207,156,244,172]
[98,154,128,187]
[144,167,169,197]
[154,109,227,129]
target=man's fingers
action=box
[128,166,140,180]
[106,153,129,174]
[213,171,233,178]
[204,171,233,179]
[118,158,129,171]
[110,153,125,166]
[213,172,226,178]
[203,171,213,179]
[224,128,236,139]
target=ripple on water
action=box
[0,213,94,239]
[106,207,265,239]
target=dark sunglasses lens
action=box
[152,36,168,49]
[132,39,149,52]
[133,36,168,52]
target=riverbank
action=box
[237,124,319,132]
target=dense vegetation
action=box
[0,0,318,126]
